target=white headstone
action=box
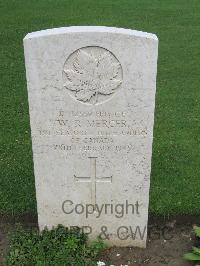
[24,26,158,247]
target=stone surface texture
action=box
[24,26,158,247]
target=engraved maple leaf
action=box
[64,49,122,103]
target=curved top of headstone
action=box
[24,26,158,41]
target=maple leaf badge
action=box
[63,47,122,104]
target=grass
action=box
[5,225,106,265]
[0,0,200,215]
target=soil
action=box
[0,215,199,266]
[99,225,194,266]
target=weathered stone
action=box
[24,26,158,247]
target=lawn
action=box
[0,0,200,216]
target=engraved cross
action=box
[74,157,112,205]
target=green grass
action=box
[5,225,106,265]
[0,0,200,215]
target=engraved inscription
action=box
[63,47,123,104]
[38,109,148,138]
[75,157,112,204]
